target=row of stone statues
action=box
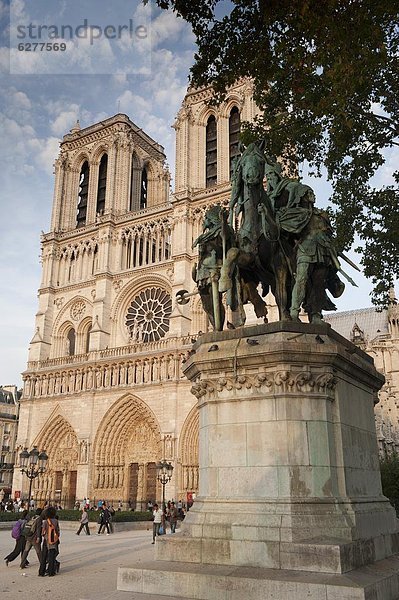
[24,354,187,397]
[188,141,357,330]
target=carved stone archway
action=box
[178,405,199,498]
[92,395,162,509]
[33,414,79,508]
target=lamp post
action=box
[19,446,48,509]
[156,460,173,509]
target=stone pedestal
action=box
[118,322,399,599]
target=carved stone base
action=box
[118,556,399,600]
[117,323,399,596]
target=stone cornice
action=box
[191,369,337,404]
[183,323,384,399]
[62,113,165,157]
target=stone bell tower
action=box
[28,114,171,365]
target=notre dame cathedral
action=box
[13,81,399,508]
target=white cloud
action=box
[0,114,59,175]
[13,90,31,109]
[51,105,80,135]
[27,136,60,173]
[151,11,188,47]
[118,90,149,115]
[0,115,35,140]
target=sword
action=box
[338,268,358,287]
[338,252,361,272]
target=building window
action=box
[126,287,172,343]
[77,161,89,227]
[85,325,92,353]
[96,154,108,216]
[140,167,148,209]
[229,106,241,177]
[92,245,98,274]
[130,153,141,211]
[67,329,76,356]
[68,252,75,282]
[206,115,217,188]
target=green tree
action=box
[153,0,399,305]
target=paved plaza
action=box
[0,527,193,600]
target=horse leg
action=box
[244,280,268,322]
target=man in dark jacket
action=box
[97,506,111,535]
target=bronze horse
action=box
[225,141,296,321]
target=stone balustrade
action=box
[23,336,195,399]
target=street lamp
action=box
[156,460,173,509]
[19,446,48,508]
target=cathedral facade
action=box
[14,81,259,508]
[14,80,399,508]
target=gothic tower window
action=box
[85,325,92,353]
[140,167,148,209]
[68,252,75,282]
[130,153,141,212]
[67,328,76,356]
[91,245,98,275]
[96,154,108,216]
[229,106,241,177]
[206,115,217,188]
[77,161,89,228]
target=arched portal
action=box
[33,414,79,508]
[92,395,162,510]
[178,405,199,499]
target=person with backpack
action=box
[39,506,60,577]
[20,508,43,569]
[4,510,28,566]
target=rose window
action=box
[126,287,172,343]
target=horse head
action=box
[240,142,265,185]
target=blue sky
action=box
[0,0,391,386]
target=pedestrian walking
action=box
[4,510,28,566]
[76,507,90,535]
[20,508,43,568]
[169,502,178,534]
[39,506,60,577]
[97,506,111,534]
[151,503,163,543]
